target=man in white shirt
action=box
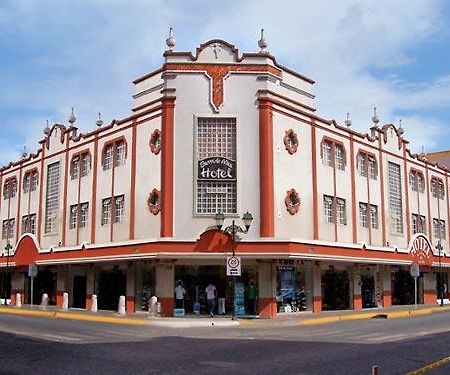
[205,283,217,317]
[174,280,186,309]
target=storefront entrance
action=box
[392,269,423,305]
[26,268,57,305]
[97,268,126,311]
[361,275,376,308]
[322,269,350,311]
[72,275,86,309]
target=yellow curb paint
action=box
[339,313,374,321]
[0,307,148,326]
[300,317,340,326]
[238,320,255,326]
[406,355,450,375]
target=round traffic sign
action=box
[227,256,240,268]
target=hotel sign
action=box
[198,157,236,181]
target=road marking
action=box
[40,333,83,342]
[366,333,408,342]
[406,355,450,375]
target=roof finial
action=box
[344,112,352,127]
[44,119,51,135]
[96,112,103,127]
[420,145,425,157]
[21,146,28,159]
[371,107,379,125]
[166,27,176,51]
[68,107,76,126]
[398,119,404,135]
[258,28,268,52]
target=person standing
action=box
[205,283,217,317]
[174,280,186,309]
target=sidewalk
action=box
[1,303,450,328]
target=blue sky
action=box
[1,0,450,165]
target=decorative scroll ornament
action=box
[149,129,161,155]
[285,188,301,215]
[283,129,299,155]
[147,188,161,215]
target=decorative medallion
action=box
[149,129,161,155]
[285,188,301,215]
[408,233,433,265]
[283,129,299,154]
[147,188,161,215]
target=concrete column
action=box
[85,266,95,310]
[375,266,382,308]
[10,272,25,306]
[126,265,135,313]
[381,265,392,307]
[312,262,322,312]
[353,265,362,310]
[258,263,276,318]
[155,263,174,317]
[56,266,67,308]
[423,272,437,305]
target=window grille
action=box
[103,145,113,171]
[196,117,236,214]
[114,141,126,167]
[431,178,445,199]
[434,219,446,240]
[3,178,17,199]
[335,145,345,171]
[21,216,28,234]
[114,195,124,223]
[368,157,377,179]
[80,203,89,228]
[388,162,403,234]
[323,195,334,223]
[31,171,38,192]
[80,153,89,177]
[370,205,378,229]
[29,214,36,234]
[71,157,80,180]
[69,205,78,229]
[337,198,347,225]
[2,219,14,240]
[358,154,367,177]
[23,173,31,193]
[412,214,426,234]
[322,141,333,167]
[359,203,368,228]
[101,198,111,225]
[45,162,60,234]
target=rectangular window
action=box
[70,157,80,180]
[114,195,124,223]
[3,179,17,200]
[412,214,426,234]
[431,179,445,199]
[114,140,126,167]
[80,153,89,177]
[433,219,446,240]
[103,145,113,171]
[21,214,36,235]
[23,173,31,193]
[31,171,38,192]
[388,162,403,234]
[368,157,377,180]
[45,161,60,234]
[358,154,367,177]
[322,140,333,167]
[196,117,237,214]
[80,202,89,228]
[323,195,334,223]
[359,203,368,228]
[101,198,111,225]
[335,145,345,171]
[69,204,78,230]
[337,198,347,225]
[370,205,378,230]
[21,216,28,234]
[2,219,14,240]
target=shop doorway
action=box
[361,275,376,308]
[29,269,57,305]
[0,271,11,303]
[97,268,126,311]
[72,275,86,309]
[392,269,423,305]
[322,269,350,311]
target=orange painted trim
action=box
[37,145,45,243]
[378,138,386,245]
[382,290,392,308]
[161,97,175,237]
[425,166,432,241]
[423,289,436,304]
[86,294,93,311]
[259,99,274,237]
[15,165,23,243]
[311,125,319,240]
[90,136,99,244]
[56,290,64,308]
[350,135,357,243]
[353,294,362,310]
[129,120,137,240]
[313,295,322,313]
[61,136,70,246]
[126,296,135,313]
[403,146,411,243]
[158,297,174,317]
[258,297,277,318]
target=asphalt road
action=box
[1,312,450,374]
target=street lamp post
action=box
[214,211,253,320]
[3,242,12,306]
[436,241,444,307]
